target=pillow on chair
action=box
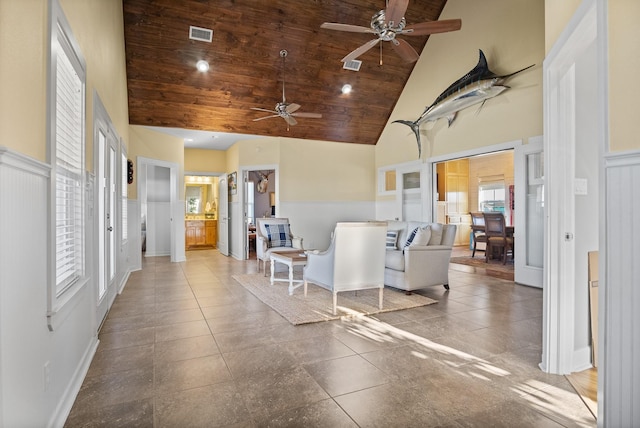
[265,223,292,248]
[409,226,432,247]
[386,230,399,250]
[404,227,420,248]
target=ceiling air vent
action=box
[342,59,362,72]
[189,26,213,43]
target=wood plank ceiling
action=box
[123,0,450,146]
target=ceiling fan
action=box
[251,50,322,130]
[321,0,461,64]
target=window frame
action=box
[47,0,88,325]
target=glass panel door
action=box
[514,139,544,287]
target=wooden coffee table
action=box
[270,251,307,295]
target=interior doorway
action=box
[242,167,277,260]
[137,156,183,263]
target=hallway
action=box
[65,250,595,427]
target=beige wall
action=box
[376,0,543,167]
[608,0,640,152]
[279,138,375,201]
[227,136,375,202]
[0,0,128,167]
[0,0,47,160]
[184,148,227,173]
[128,125,184,200]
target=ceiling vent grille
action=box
[342,59,362,72]
[189,26,213,42]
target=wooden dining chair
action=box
[483,212,514,264]
[470,212,487,258]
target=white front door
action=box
[218,175,229,256]
[96,124,118,327]
[514,137,544,288]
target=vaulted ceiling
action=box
[123,0,451,147]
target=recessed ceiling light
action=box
[341,84,352,94]
[196,60,209,72]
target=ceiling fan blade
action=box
[253,114,280,122]
[283,115,298,126]
[320,22,375,33]
[385,0,409,26]
[291,112,322,118]
[402,19,462,36]
[391,38,419,63]
[341,38,381,62]
[285,103,301,114]
[251,107,278,114]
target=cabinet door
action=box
[185,225,197,246]
[205,222,216,246]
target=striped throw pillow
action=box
[386,230,399,250]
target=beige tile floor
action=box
[64,249,596,427]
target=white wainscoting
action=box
[279,200,375,251]
[602,150,640,426]
[0,148,97,427]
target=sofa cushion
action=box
[265,223,292,248]
[385,250,405,271]
[428,223,444,245]
[410,226,432,247]
[386,230,399,250]
[404,227,420,248]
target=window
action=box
[377,167,397,195]
[50,0,86,300]
[478,177,505,213]
[121,151,128,241]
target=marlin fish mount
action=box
[393,49,534,158]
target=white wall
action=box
[0,149,98,427]
[280,201,376,251]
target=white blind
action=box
[55,37,84,296]
[121,152,128,241]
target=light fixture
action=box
[196,60,209,72]
[341,84,352,94]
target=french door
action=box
[95,118,118,327]
[514,137,544,288]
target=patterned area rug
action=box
[450,256,514,281]
[232,274,438,325]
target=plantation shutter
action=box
[54,36,84,296]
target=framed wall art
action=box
[228,171,237,195]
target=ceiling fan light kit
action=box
[196,59,209,72]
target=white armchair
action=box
[303,222,387,315]
[256,218,303,275]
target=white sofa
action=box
[384,220,457,293]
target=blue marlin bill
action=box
[393,49,534,158]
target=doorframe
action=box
[92,94,120,328]
[540,0,602,375]
[136,156,184,263]
[240,164,278,260]
[428,140,522,220]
